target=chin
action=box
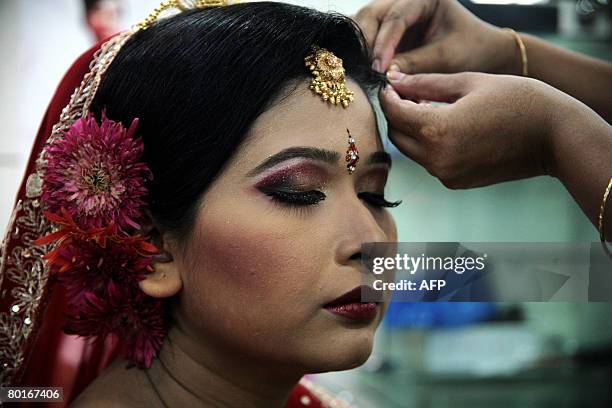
[302,326,377,373]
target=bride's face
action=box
[172,78,396,372]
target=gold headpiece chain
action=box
[139,0,240,30]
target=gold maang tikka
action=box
[304,46,354,108]
[305,46,359,174]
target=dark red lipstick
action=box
[324,285,379,321]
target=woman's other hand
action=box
[353,0,520,75]
[381,70,594,189]
[381,70,612,231]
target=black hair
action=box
[83,0,117,15]
[91,2,385,244]
[83,0,98,14]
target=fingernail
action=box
[389,63,400,72]
[372,58,381,72]
[381,84,395,96]
[386,70,404,82]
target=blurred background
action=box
[1,0,611,407]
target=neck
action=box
[145,326,302,408]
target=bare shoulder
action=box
[70,358,161,408]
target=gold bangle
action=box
[599,177,612,243]
[503,28,528,77]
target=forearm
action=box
[548,100,612,238]
[518,33,612,124]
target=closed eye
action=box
[357,192,402,208]
[261,188,326,206]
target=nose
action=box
[334,197,391,268]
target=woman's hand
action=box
[381,71,581,189]
[353,0,520,75]
[381,70,612,234]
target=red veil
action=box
[0,40,123,406]
[0,38,347,408]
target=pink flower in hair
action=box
[54,238,153,307]
[121,290,168,369]
[62,280,167,369]
[36,112,166,368]
[42,112,152,231]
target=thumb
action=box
[386,71,473,103]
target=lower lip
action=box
[324,302,378,321]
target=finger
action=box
[352,7,381,50]
[390,41,452,75]
[379,84,429,132]
[373,0,433,72]
[353,0,396,64]
[386,71,473,103]
[388,125,427,166]
[360,21,380,51]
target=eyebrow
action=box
[365,151,392,167]
[247,146,392,177]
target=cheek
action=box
[178,198,330,338]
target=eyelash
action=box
[264,190,326,206]
[357,192,402,208]
[262,189,402,209]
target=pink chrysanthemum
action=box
[63,280,167,369]
[121,291,168,369]
[54,238,153,307]
[42,112,152,231]
[48,235,165,368]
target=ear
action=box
[137,212,183,298]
